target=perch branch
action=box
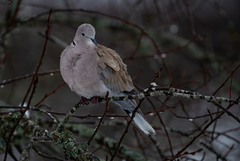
[56,85,239,133]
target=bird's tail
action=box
[129,111,156,135]
[114,100,156,135]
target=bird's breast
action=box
[60,47,110,98]
[71,54,109,98]
[70,54,82,69]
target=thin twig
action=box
[165,148,203,161]
[7,0,22,27]
[213,64,240,95]
[149,135,166,159]
[110,98,145,161]
[0,69,60,86]
[3,9,52,161]
[200,142,226,161]
[176,102,236,157]
[183,0,197,36]
[33,146,65,161]
[87,92,110,145]
[147,98,174,157]
[34,82,65,106]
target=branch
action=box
[95,87,239,105]
[87,92,110,145]
[55,85,239,134]
[17,119,100,161]
[3,9,52,161]
[0,69,60,86]
[80,86,239,106]
[68,124,148,161]
[52,84,239,160]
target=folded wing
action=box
[97,44,134,94]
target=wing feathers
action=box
[97,44,134,93]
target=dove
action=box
[60,23,156,135]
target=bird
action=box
[60,23,156,135]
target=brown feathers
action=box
[97,44,134,93]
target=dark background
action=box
[0,0,240,160]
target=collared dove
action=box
[60,23,156,135]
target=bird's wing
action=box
[97,44,134,93]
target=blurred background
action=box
[0,0,240,160]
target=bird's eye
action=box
[81,33,85,36]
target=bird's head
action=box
[73,23,97,46]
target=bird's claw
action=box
[90,96,99,104]
[79,97,89,105]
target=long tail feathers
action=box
[130,112,156,135]
[114,100,156,135]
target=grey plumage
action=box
[60,23,156,135]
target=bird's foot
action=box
[90,96,100,104]
[79,96,89,105]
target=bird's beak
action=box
[90,38,98,46]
